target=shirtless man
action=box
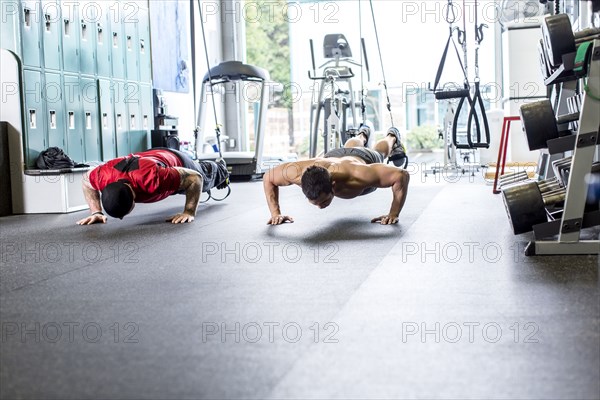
[263,126,410,225]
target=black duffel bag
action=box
[35,147,87,169]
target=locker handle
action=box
[81,20,87,40]
[64,19,70,36]
[45,14,51,31]
[24,8,31,28]
[49,111,56,129]
[28,110,36,129]
[140,39,145,53]
[68,112,75,129]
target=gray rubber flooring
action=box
[1,173,598,399]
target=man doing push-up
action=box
[263,126,410,225]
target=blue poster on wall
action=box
[149,1,190,93]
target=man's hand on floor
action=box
[77,214,107,225]
[167,212,195,224]
[371,214,399,225]
[267,215,294,225]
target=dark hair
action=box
[301,166,333,200]
[101,181,134,219]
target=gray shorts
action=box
[324,147,383,196]
[324,147,385,164]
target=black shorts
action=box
[324,147,385,164]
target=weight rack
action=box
[526,38,600,256]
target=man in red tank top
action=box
[77,148,228,225]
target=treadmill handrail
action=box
[202,61,270,83]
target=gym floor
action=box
[1,161,599,399]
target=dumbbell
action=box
[542,14,600,68]
[520,100,580,151]
[498,170,529,188]
[554,159,600,187]
[502,178,568,235]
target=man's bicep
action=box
[174,167,202,189]
[370,164,405,188]
[264,163,299,186]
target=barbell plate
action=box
[520,100,560,151]
[542,14,576,67]
[502,182,548,235]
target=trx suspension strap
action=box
[431,0,469,100]
[431,0,473,149]
[197,0,231,201]
[466,0,490,149]
[368,0,394,126]
[358,0,368,126]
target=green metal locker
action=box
[23,69,45,167]
[61,0,80,72]
[81,77,101,162]
[137,7,151,83]
[113,81,129,156]
[139,83,154,133]
[79,0,97,75]
[95,2,112,77]
[110,9,125,80]
[63,74,83,162]
[1,1,21,55]
[124,19,139,81]
[41,1,61,70]
[43,72,66,151]
[20,1,41,67]
[98,79,116,160]
[125,82,145,153]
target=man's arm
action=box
[263,162,299,225]
[363,164,410,225]
[167,167,203,224]
[77,170,107,225]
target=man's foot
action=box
[216,158,230,190]
[387,127,409,168]
[356,123,372,146]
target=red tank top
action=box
[89,149,183,203]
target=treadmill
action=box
[195,61,294,178]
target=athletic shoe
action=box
[215,158,230,190]
[387,127,409,168]
[356,122,373,146]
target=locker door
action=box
[43,72,66,151]
[95,2,112,77]
[23,70,45,167]
[21,1,41,67]
[61,0,80,72]
[114,81,129,156]
[110,2,125,80]
[98,79,116,160]
[1,1,21,55]
[139,84,154,133]
[124,18,139,81]
[137,8,151,83]
[81,78,101,162]
[63,75,84,162]
[79,0,97,75]
[41,1,61,70]
[125,82,145,153]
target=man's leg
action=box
[373,134,397,158]
[344,136,367,148]
[344,124,370,148]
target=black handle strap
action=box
[466,82,490,149]
[432,28,468,95]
